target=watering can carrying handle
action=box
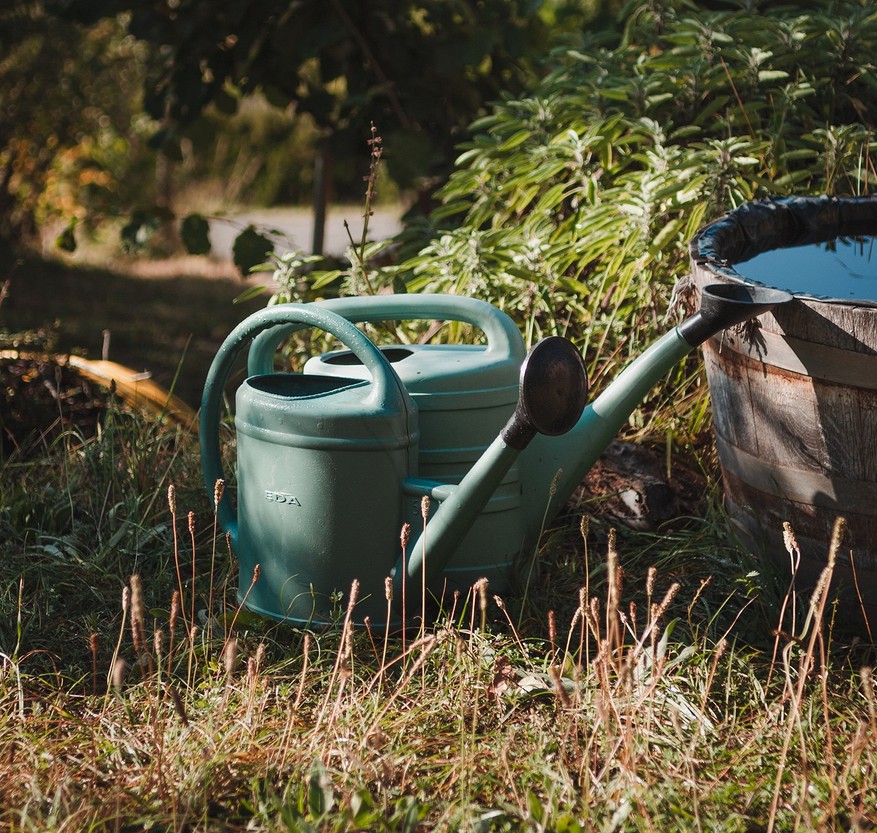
[246,294,525,376]
[200,305,409,548]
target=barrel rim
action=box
[690,194,877,307]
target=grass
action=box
[4,1,877,824]
[1,387,875,832]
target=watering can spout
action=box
[517,282,794,535]
[394,336,588,602]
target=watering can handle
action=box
[246,294,525,376]
[200,304,409,547]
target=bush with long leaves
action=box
[302,0,876,424]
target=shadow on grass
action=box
[0,247,266,407]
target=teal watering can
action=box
[201,286,792,627]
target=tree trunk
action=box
[153,150,181,256]
[312,142,333,256]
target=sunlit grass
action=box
[1,401,875,832]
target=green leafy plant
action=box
[300,0,875,430]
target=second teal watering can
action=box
[201,286,792,627]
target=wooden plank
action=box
[714,327,877,390]
[815,381,877,482]
[717,439,877,515]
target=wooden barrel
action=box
[689,195,877,633]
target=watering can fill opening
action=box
[322,346,413,365]
[246,374,367,398]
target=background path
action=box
[207,204,404,260]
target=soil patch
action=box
[0,248,265,409]
[0,352,109,457]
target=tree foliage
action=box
[0,2,152,242]
[49,0,549,195]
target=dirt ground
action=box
[1,251,265,402]
[0,351,111,457]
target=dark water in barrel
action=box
[734,236,877,301]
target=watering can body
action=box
[201,304,423,625]
[203,296,533,626]
[246,296,530,597]
[302,344,526,590]
[234,372,417,623]
[202,288,793,628]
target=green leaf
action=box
[649,217,685,255]
[232,226,273,277]
[393,796,423,833]
[349,788,376,826]
[120,211,160,254]
[758,70,789,82]
[180,213,211,256]
[55,220,77,253]
[497,129,532,152]
[307,759,333,819]
[234,284,268,304]
[555,813,584,833]
[308,270,345,290]
[527,790,545,824]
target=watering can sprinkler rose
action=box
[201,287,791,627]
